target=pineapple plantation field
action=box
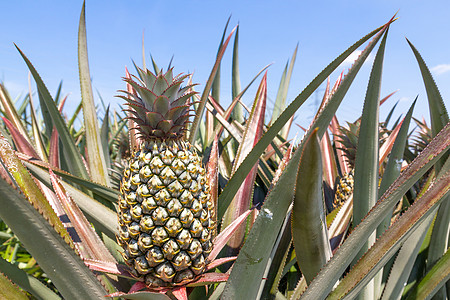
[0,2,449,300]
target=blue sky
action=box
[1,1,449,131]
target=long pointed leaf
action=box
[405,247,450,300]
[0,167,107,299]
[222,73,267,249]
[0,256,61,300]
[231,24,243,123]
[188,26,236,144]
[292,129,331,283]
[327,168,450,299]
[351,30,388,284]
[300,121,450,300]
[15,45,90,182]
[0,272,28,300]
[217,19,392,219]
[78,1,110,186]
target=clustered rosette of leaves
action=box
[0,3,449,300]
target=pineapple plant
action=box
[0,4,450,299]
[117,68,215,287]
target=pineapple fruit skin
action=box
[117,139,214,287]
[334,171,354,206]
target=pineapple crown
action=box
[119,65,197,140]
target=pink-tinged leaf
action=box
[270,142,294,189]
[379,119,403,166]
[206,256,237,271]
[84,259,134,279]
[186,272,230,287]
[0,134,73,248]
[129,281,147,293]
[58,94,68,112]
[49,170,116,263]
[188,25,237,144]
[106,290,170,300]
[317,77,331,115]
[125,68,140,150]
[223,73,267,250]
[328,195,353,252]
[379,90,398,106]
[27,73,48,162]
[171,287,188,300]
[315,72,343,122]
[330,115,351,174]
[49,127,60,168]
[206,97,243,142]
[0,84,33,146]
[320,129,338,188]
[206,136,219,237]
[3,117,39,159]
[209,209,254,261]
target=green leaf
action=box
[217,20,391,219]
[231,24,243,123]
[15,45,90,182]
[300,120,450,300]
[327,165,450,299]
[222,73,267,253]
[0,176,107,299]
[407,40,450,299]
[0,84,32,147]
[212,16,231,105]
[78,1,110,186]
[380,212,434,300]
[188,26,236,144]
[0,272,28,300]
[350,30,388,287]
[23,159,118,205]
[374,99,416,298]
[222,125,305,300]
[405,248,450,300]
[100,106,111,170]
[376,98,416,237]
[0,257,61,300]
[292,129,331,284]
[0,135,73,248]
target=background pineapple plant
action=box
[0,3,449,300]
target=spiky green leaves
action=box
[120,67,196,139]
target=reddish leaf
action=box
[172,287,188,300]
[129,281,147,293]
[3,117,39,158]
[50,170,116,263]
[320,129,338,188]
[206,136,219,237]
[186,272,230,287]
[379,90,397,106]
[125,67,140,150]
[84,259,133,278]
[379,118,403,166]
[49,127,60,168]
[223,73,267,250]
[206,256,237,271]
[330,115,351,174]
[209,209,254,261]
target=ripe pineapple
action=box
[116,67,214,287]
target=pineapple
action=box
[333,170,354,206]
[116,67,214,287]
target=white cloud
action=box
[431,64,450,76]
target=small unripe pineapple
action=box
[117,67,215,287]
